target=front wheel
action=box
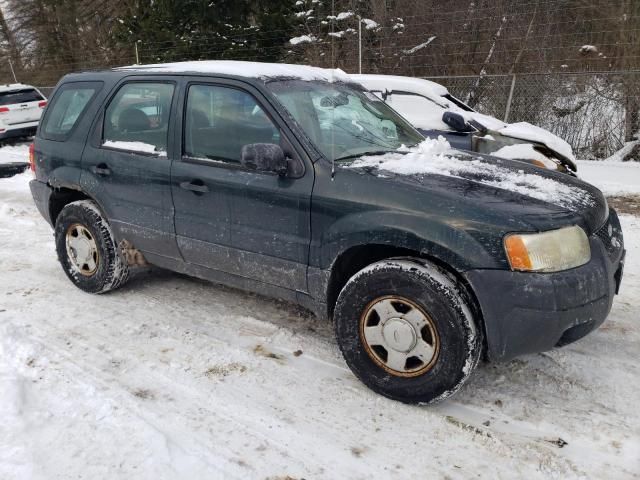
[55,200,129,294]
[334,258,482,404]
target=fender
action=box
[314,210,501,272]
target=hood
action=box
[466,116,576,169]
[345,139,606,234]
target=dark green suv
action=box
[29,61,625,404]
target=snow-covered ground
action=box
[0,144,30,165]
[577,159,640,196]
[1,144,639,479]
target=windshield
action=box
[267,80,423,161]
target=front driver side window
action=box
[184,84,280,163]
[103,82,175,155]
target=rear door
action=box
[0,87,46,128]
[172,79,313,291]
[80,78,181,260]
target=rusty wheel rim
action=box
[359,295,440,377]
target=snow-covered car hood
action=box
[470,117,576,163]
[345,138,606,233]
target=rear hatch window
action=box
[40,82,102,141]
[0,88,44,106]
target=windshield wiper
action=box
[334,150,395,162]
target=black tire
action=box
[334,258,482,404]
[55,200,129,294]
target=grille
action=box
[593,211,623,261]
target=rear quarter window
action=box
[40,82,103,141]
[0,88,44,106]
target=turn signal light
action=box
[504,235,533,271]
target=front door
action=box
[80,79,180,259]
[171,80,313,291]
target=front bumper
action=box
[465,209,625,362]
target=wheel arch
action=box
[325,243,488,356]
[48,185,100,227]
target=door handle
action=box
[91,163,111,176]
[180,180,209,194]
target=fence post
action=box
[504,74,516,122]
[358,16,362,74]
[135,42,140,65]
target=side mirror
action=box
[240,143,288,176]
[442,111,474,133]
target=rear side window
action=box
[0,88,44,106]
[184,84,279,163]
[103,82,175,155]
[40,82,101,141]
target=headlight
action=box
[504,226,590,272]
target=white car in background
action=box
[350,74,577,175]
[0,83,47,143]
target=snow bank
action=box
[0,143,30,165]
[577,159,640,196]
[346,137,593,207]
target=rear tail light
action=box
[29,143,36,172]
[38,101,47,108]
[0,107,9,113]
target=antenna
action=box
[331,69,335,180]
[331,0,335,69]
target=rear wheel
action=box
[334,258,481,404]
[55,200,129,293]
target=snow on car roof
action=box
[117,60,351,82]
[0,83,38,93]
[349,74,449,100]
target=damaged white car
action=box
[351,74,577,175]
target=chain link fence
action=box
[427,72,640,160]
